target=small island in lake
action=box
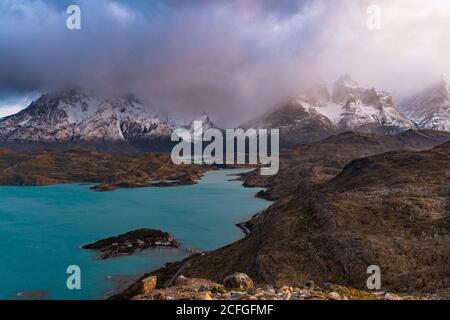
[82,228,180,259]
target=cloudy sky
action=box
[1,0,450,124]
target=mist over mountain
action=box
[399,76,450,131]
[1,0,450,125]
[243,75,414,146]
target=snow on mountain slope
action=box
[0,89,175,146]
[337,88,414,134]
[331,75,414,132]
[0,75,417,150]
[242,97,338,146]
[399,76,450,131]
[242,75,414,146]
[172,113,221,142]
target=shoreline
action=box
[0,168,268,299]
[106,168,271,300]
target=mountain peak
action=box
[0,90,175,150]
[332,74,363,103]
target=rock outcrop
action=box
[82,229,180,259]
[223,273,254,291]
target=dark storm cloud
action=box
[1,0,450,124]
[0,0,318,123]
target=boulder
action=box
[201,291,213,300]
[328,292,342,300]
[141,276,157,293]
[223,273,254,291]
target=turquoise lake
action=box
[0,169,270,300]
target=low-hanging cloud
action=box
[1,0,450,125]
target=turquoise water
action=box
[0,169,270,300]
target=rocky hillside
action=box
[243,129,450,200]
[399,76,450,131]
[119,130,450,298]
[243,75,414,146]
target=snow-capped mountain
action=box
[242,97,337,147]
[182,113,219,136]
[0,89,225,151]
[399,76,450,131]
[173,112,221,142]
[333,75,414,134]
[0,76,416,151]
[0,89,176,150]
[243,75,414,146]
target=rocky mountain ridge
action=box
[399,75,450,131]
[2,76,450,150]
[0,89,219,151]
[243,75,415,146]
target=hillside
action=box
[115,130,450,299]
[0,149,207,191]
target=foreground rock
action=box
[130,274,439,301]
[140,276,158,293]
[82,229,179,259]
[223,273,254,291]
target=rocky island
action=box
[82,228,180,259]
